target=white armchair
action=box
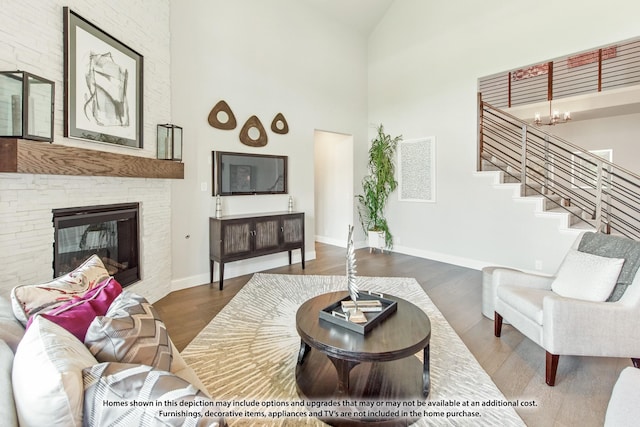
[493,232,640,386]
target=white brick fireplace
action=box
[0,173,173,302]
[0,1,174,302]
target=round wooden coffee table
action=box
[295,291,431,426]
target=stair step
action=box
[502,174,520,184]
[543,195,563,210]
[524,185,543,196]
[547,206,592,225]
[481,150,601,233]
[481,159,507,171]
[480,154,510,170]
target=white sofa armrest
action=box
[493,268,554,290]
[605,367,640,427]
[0,340,18,427]
[543,295,640,357]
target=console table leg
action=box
[423,344,431,398]
[219,263,225,291]
[209,260,214,288]
[288,250,292,265]
[327,356,359,396]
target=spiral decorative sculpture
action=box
[346,225,359,310]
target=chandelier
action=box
[534,101,571,126]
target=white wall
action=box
[314,130,354,247]
[169,0,369,288]
[548,113,640,174]
[0,0,174,301]
[367,0,640,273]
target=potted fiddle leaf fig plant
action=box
[357,124,402,251]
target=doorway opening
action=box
[313,130,354,247]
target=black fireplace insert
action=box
[52,203,140,287]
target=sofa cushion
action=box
[12,316,98,427]
[552,250,624,302]
[26,277,122,342]
[497,285,549,325]
[85,291,172,371]
[0,296,24,353]
[11,255,110,326]
[83,362,224,426]
[0,340,18,427]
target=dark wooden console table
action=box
[209,211,305,290]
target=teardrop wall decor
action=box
[239,115,268,147]
[270,112,289,134]
[208,100,237,130]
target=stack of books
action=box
[341,299,383,313]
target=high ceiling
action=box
[298,0,395,35]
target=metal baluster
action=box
[520,124,528,197]
[594,159,604,232]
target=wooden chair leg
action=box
[546,352,559,386]
[632,358,640,368]
[494,312,503,337]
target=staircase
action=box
[477,98,640,240]
[480,154,596,232]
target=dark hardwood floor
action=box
[155,242,630,427]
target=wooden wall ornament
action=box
[208,100,237,130]
[270,112,289,134]
[239,115,268,147]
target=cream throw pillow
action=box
[11,254,110,326]
[12,316,98,427]
[551,250,624,302]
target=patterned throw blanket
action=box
[578,232,640,301]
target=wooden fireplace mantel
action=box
[0,138,184,179]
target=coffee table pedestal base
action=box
[296,348,426,427]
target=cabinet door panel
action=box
[223,222,251,255]
[282,216,303,244]
[254,219,280,251]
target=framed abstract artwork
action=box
[63,7,143,148]
[398,137,436,202]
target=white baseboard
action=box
[171,273,211,292]
[392,244,489,271]
[315,235,347,248]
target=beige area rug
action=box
[181,273,525,426]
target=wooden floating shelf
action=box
[0,138,184,179]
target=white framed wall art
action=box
[398,136,436,202]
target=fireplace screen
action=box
[53,203,140,287]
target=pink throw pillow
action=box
[26,277,123,342]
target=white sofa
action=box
[605,367,640,426]
[0,255,224,427]
[0,295,23,426]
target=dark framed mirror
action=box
[212,151,288,195]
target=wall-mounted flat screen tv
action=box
[213,151,288,195]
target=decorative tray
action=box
[318,292,398,335]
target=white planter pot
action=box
[368,230,385,253]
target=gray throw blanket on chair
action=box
[578,232,640,301]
